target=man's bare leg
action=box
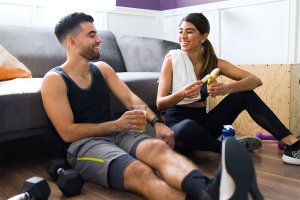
[136,139,199,190]
[124,138,263,200]
[123,159,185,200]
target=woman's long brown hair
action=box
[180,13,218,79]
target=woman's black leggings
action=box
[165,91,292,153]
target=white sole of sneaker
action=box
[282,154,300,165]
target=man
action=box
[41,12,263,200]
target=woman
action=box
[157,13,300,165]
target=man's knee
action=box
[134,138,171,163]
[141,138,170,155]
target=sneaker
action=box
[219,138,264,200]
[282,145,300,165]
[237,136,262,151]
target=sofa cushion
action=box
[0,78,49,139]
[115,35,180,72]
[97,31,127,72]
[110,72,160,114]
[0,44,32,80]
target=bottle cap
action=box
[223,125,234,130]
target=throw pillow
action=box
[0,44,32,80]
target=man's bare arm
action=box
[41,71,144,143]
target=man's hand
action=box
[115,110,146,132]
[154,123,175,149]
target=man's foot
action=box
[219,138,264,200]
[197,166,221,200]
[237,136,262,151]
[282,142,300,165]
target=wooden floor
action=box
[0,135,300,200]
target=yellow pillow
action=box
[0,44,32,81]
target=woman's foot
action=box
[237,136,262,151]
[282,140,300,165]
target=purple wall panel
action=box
[172,0,226,10]
[117,0,227,10]
[160,0,177,10]
[116,0,160,10]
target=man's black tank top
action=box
[51,63,114,124]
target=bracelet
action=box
[150,116,164,127]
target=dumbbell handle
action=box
[8,192,30,200]
[57,168,65,176]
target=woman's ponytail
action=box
[201,39,218,78]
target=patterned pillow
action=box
[0,44,32,80]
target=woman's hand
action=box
[178,80,202,99]
[207,82,231,97]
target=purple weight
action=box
[256,132,285,150]
[277,142,285,150]
[256,132,277,140]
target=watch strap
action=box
[150,117,164,127]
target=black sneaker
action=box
[219,138,264,200]
[282,145,300,165]
[237,136,262,151]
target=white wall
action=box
[161,0,299,64]
[0,0,299,64]
[106,7,161,38]
[0,3,32,26]
[220,1,289,64]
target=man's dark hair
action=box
[55,12,94,44]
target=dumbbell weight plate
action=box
[46,158,69,181]
[57,169,85,197]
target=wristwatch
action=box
[150,116,164,127]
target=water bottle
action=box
[221,125,235,141]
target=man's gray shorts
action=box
[66,131,150,187]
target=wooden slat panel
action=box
[290,64,300,136]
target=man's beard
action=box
[79,46,100,61]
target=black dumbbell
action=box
[45,158,84,197]
[8,176,50,200]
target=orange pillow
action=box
[0,44,32,81]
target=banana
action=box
[208,68,220,85]
[200,68,220,84]
[200,74,211,83]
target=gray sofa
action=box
[0,25,180,143]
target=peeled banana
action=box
[200,68,220,84]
